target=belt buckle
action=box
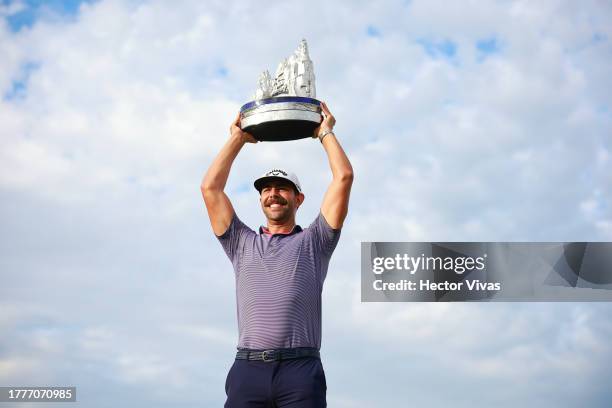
[261,349,276,362]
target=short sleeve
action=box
[307,212,342,259]
[216,213,255,263]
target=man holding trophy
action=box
[201,40,353,407]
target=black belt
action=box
[235,347,320,362]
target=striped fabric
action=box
[217,212,341,350]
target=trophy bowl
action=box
[240,96,322,142]
[240,40,323,142]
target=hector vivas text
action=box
[371,253,501,292]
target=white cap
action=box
[254,168,302,193]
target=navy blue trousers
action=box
[224,357,327,407]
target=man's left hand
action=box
[313,101,336,138]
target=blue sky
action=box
[3,0,92,30]
[1,0,612,407]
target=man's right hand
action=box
[231,113,258,144]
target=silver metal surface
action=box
[253,39,316,100]
[242,40,321,141]
[241,107,321,128]
[255,71,273,100]
[241,101,320,119]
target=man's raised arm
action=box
[201,113,257,236]
[317,102,354,229]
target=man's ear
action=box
[296,192,305,208]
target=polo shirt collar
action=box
[259,224,303,236]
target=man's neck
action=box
[265,219,296,235]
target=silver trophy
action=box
[240,39,322,141]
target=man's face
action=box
[259,179,304,223]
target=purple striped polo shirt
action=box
[217,212,341,350]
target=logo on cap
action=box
[267,169,288,177]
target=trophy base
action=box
[240,96,322,142]
[243,119,320,142]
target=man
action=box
[201,102,353,407]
